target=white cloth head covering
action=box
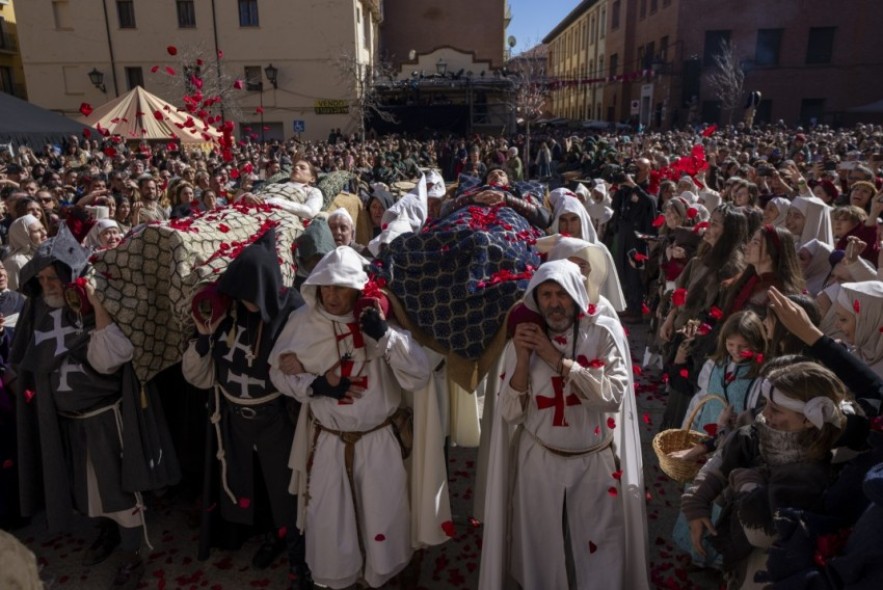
[767,197,791,228]
[678,191,698,204]
[760,379,841,430]
[522,259,590,316]
[548,190,598,243]
[837,281,883,376]
[426,169,446,199]
[84,218,120,249]
[7,214,41,257]
[790,195,833,247]
[799,239,834,296]
[327,207,354,227]
[539,235,627,311]
[368,174,428,256]
[301,245,368,311]
[698,189,722,212]
[574,182,591,203]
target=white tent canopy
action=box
[77,86,221,144]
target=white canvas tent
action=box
[77,86,221,145]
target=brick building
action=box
[545,0,883,128]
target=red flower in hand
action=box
[671,288,688,307]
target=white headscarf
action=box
[426,169,446,199]
[767,197,791,228]
[540,235,627,312]
[327,207,354,227]
[790,195,833,247]
[837,281,883,377]
[698,189,722,212]
[84,218,120,250]
[301,246,368,312]
[6,214,41,258]
[548,189,598,243]
[799,239,834,296]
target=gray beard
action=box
[43,294,65,309]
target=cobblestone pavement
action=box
[15,321,721,589]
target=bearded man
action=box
[479,260,649,590]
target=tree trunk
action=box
[524,122,532,180]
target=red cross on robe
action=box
[336,322,365,349]
[536,376,581,427]
[337,358,369,405]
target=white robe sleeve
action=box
[566,330,628,412]
[269,367,315,403]
[376,326,430,391]
[87,323,135,374]
[498,345,528,425]
[181,339,216,390]
[265,186,323,219]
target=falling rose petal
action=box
[606,417,616,429]
[167,45,178,56]
[608,486,618,497]
[739,349,755,360]
[709,306,724,320]
[696,322,712,336]
[374,534,386,542]
[82,128,92,139]
[165,66,176,75]
[755,353,765,364]
[687,207,698,219]
[587,303,597,315]
[237,497,251,509]
[196,58,204,66]
[79,102,93,116]
[641,302,651,315]
[255,106,264,114]
[651,214,666,228]
[633,364,643,376]
[612,470,623,480]
[441,520,456,537]
[217,50,224,59]
[151,65,160,73]
[588,541,598,554]
[853,299,861,314]
[233,79,244,90]
[642,413,652,425]
[153,110,164,121]
[679,368,689,378]
[703,424,718,436]
[593,425,601,436]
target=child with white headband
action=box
[681,362,847,589]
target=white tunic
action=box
[270,304,429,589]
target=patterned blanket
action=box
[375,204,544,363]
[91,204,304,382]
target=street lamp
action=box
[436,58,447,76]
[88,68,106,93]
[264,63,278,89]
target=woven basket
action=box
[652,394,727,483]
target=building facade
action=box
[0,0,26,100]
[543,0,607,122]
[14,0,381,140]
[544,0,883,128]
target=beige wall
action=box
[15,0,379,140]
[0,0,27,99]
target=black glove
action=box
[360,307,388,340]
[310,375,351,400]
[195,334,212,356]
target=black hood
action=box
[218,228,286,325]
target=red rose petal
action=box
[679,368,689,378]
[606,417,616,429]
[671,288,688,307]
[608,486,618,497]
[709,306,724,320]
[277,526,287,539]
[79,102,93,116]
[703,423,718,436]
[687,207,698,219]
[441,520,456,537]
[642,412,652,425]
[24,389,36,403]
[167,45,178,56]
[633,364,643,376]
[641,302,651,314]
[661,373,670,384]
[237,497,251,509]
[218,223,230,233]
[589,540,598,553]
[854,299,861,314]
[612,470,623,480]
[651,214,666,228]
[374,534,386,542]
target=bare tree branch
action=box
[705,39,744,124]
[506,44,547,175]
[332,49,398,141]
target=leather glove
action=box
[310,375,351,400]
[359,307,388,340]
